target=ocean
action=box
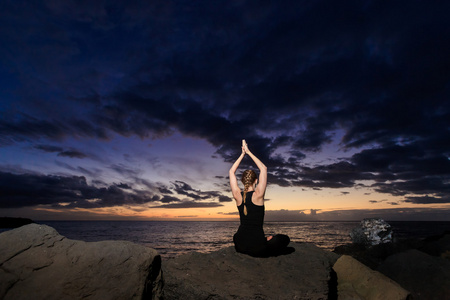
[14,220,445,259]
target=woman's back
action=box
[237,191,264,227]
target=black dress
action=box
[233,191,290,257]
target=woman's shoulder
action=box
[250,191,264,206]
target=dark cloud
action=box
[158,187,173,194]
[158,195,181,204]
[218,195,233,202]
[0,171,230,209]
[0,0,448,207]
[57,150,88,159]
[116,183,132,189]
[35,145,64,153]
[35,145,88,159]
[403,195,450,204]
[0,171,158,209]
[170,180,224,201]
[369,200,380,204]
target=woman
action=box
[229,140,291,257]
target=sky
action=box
[0,0,449,221]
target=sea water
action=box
[29,220,449,258]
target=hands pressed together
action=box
[241,139,250,155]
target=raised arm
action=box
[229,147,245,202]
[242,140,267,200]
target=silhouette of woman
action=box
[229,140,291,257]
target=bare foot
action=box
[267,236,273,241]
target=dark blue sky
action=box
[0,0,449,220]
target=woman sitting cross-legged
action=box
[229,139,292,257]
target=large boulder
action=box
[377,249,450,300]
[0,224,163,300]
[333,255,410,300]
[163,242,339,300]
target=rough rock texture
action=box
[335,233,450,300]
[377,249,450,300]
[350,218,392,246]
[163,242,339,300]
[333,255,410,300]
[0,224,163,300]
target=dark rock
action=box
[334,232,450,269]
[0,224,163,300]
[334,238,422,270]
[377,249,450,300]
[163,242,339,300]
[418,231,450,259]
[0,217,34,228]
[350,218,393,246]
[333,255,410,300]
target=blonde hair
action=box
[241,170,257,215]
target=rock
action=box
[350,218,393,246]
[0,224,163,300]
[333,255,410,300]
[418,232,450,259]
[163,242,339,300]
[335,232,450,269]
[377,249,450,300]
[334,238,423,270]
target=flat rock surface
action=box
[0,224,163,300]
[163,242,339,300]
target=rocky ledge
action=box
[164,243,339,299]
[0,224,163,300]
[335,231,450,300]
[1,224,449,300]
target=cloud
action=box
[35,144,88,159]
[54,161,102,178]
[0,170,231,210]
[35,145,64,153]
[403,195,450,204]
[57,150,87,159]
[116,183,132,189]
[0,171,163,209]
[218,195,233,202]
[0,1,448,206]
[170,180,225,202]
[158,195,181,204]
